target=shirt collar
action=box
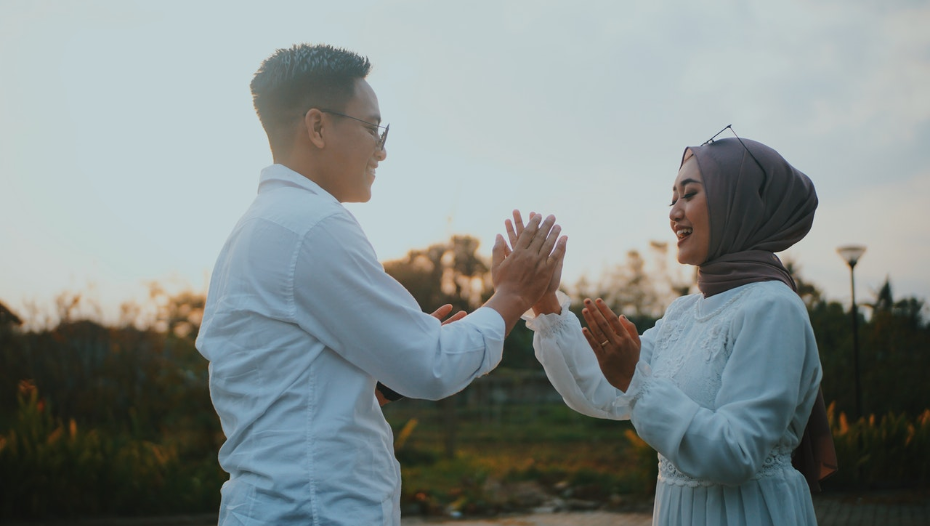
[257,164,340,205]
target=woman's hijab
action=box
[685,137,817,298]
[684,136,837,491]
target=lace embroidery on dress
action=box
[657,444,796,487]
[650,315,689,382]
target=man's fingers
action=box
[549,246,565,281]
[430,304,454,319]
[547,236,568,267]
[538,223,562,257]
[442,310,468,325]
[527,215,556,253]
[513,213,542,250]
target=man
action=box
[196,43,566,525]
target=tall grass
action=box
[0,381,222,519]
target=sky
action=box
[1,0,928,327]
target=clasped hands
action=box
[418,211,641,394]
[501,210,641,393]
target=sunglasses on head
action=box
[702,124,765,175]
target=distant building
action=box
[0,300,23,328]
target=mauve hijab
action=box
[683,136,837,492]
[684,137,817,297]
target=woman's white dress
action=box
[527,281,822,525]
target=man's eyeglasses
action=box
[702,124,764,175]
[309,108,389,151]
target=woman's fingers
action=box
[583,298,636,350]
[491,234,507,271]
[583,299,615,341]
[618,315,641,348]
[582,327,606,357]
[594,299,628,339]
[506,210,525,248]
[504,214,519,248]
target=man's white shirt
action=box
[196,164,505,525]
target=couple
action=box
[196,44,834,526]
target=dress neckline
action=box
[693,284,752,321]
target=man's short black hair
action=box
[250,44,371,153]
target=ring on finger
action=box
[600,340,609,347]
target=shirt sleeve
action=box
[289,211,505,400]
[630,291,822,485]
[525,293,660,420]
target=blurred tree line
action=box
[0,235,928,517]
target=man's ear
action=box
[304,109,326,149]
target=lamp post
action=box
[837,245,866,420]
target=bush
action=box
[0,381,222,519]
[825,403,930,489]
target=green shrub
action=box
[825,403,930,489]
[0,381,222,519]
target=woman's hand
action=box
[581,298,641,392]
[504,210,564,315]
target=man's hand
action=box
[485,212,567,334]
[504,210,564,316]
[429,304,467,325]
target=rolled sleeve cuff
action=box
[467,306,507,372]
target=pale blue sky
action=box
[1,0,928,325]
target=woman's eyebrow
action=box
[673,178,703,190]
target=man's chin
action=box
[345,191,373,204]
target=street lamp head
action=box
[837,245,866,268]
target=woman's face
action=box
[670,152,710,266]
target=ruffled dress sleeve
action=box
[524,292,659,420]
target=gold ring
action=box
[600,340,609,347]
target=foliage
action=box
[0,237,928,518]
[825,404,930,489]
[0,381,223,518]
[386,400,656,516]
[383,235,491,314]
[809,276,930,418]
[0,289,222,520]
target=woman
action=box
[513,130,834,525]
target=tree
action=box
[383,235,492,458]
[859,277,929,416]
[569,241,691,331]
[383,235,491,315]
